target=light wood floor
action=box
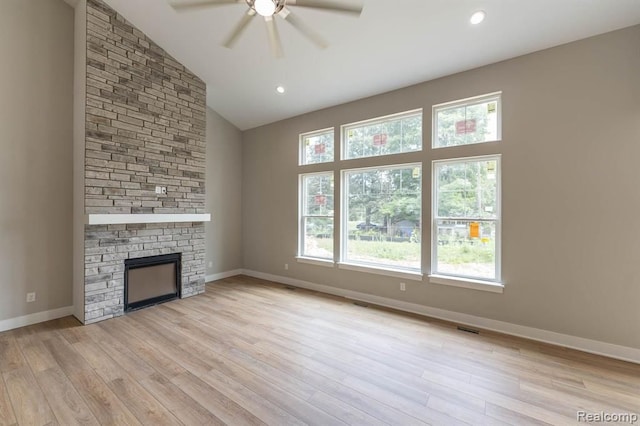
[1,276,638,426]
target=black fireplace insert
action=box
[124,253,181,312]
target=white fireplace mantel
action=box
[85,213,211,225]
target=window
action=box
[433,92,501,148]
[300,128,334,165]
[299,172,334,260]
[297,98,504,288]
[342,164,421,272]
[342,110,422,160]
[298,109,424,277]
[432,155,501,282]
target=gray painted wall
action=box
[206,108,243,276]
[242,25,640,350]
[0,0,74,321]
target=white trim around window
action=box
[429,274,504,293]
[296,256,335,268]
[298,171,335,261]
[431,154,502,286]
[432,92,502,149]
[341,162,422,275]
[339,262,424,281]
[299,127,335,166]
[341,109,423,160]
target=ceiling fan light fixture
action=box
[254,0,276,17]
[470,10,486,25]
[174,0,364,57]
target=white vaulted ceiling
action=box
[102,0,640,130]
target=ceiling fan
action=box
[169,0,363,58]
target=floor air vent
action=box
[353,301,369,308]
[457,326,480,334]
[284,286,297,290]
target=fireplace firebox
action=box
[124,253,181,312]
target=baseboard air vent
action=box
[457,326,480,334]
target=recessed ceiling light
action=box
[470,10,486,25]
[276,85,285,94]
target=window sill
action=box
[338,262,423,281]
[428,274,504,293]
[296,257,335,268]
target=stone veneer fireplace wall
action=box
[82,0,206,323]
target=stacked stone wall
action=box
[83,0,207,323]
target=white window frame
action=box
[432,92,502,149]
[299,127,334,166]
[430,155,502,289]
[298,171,335,262]
[340,162,423,278]
[341,109,423,160]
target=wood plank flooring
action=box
[1,275,639,425]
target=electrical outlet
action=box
[284,263,289,270]
[26,292,36,303]
[400,282,406,291]
[161,187,167,195]
[155,186,162,194]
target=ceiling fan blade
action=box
[169,0,242,12]
[286,0,362,16]
[265,17,284,58]
[279,8,328,49]
[223,9,257,48]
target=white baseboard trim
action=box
[206,269,244,283]
[242,269,640,365]
[0,306,75,333]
